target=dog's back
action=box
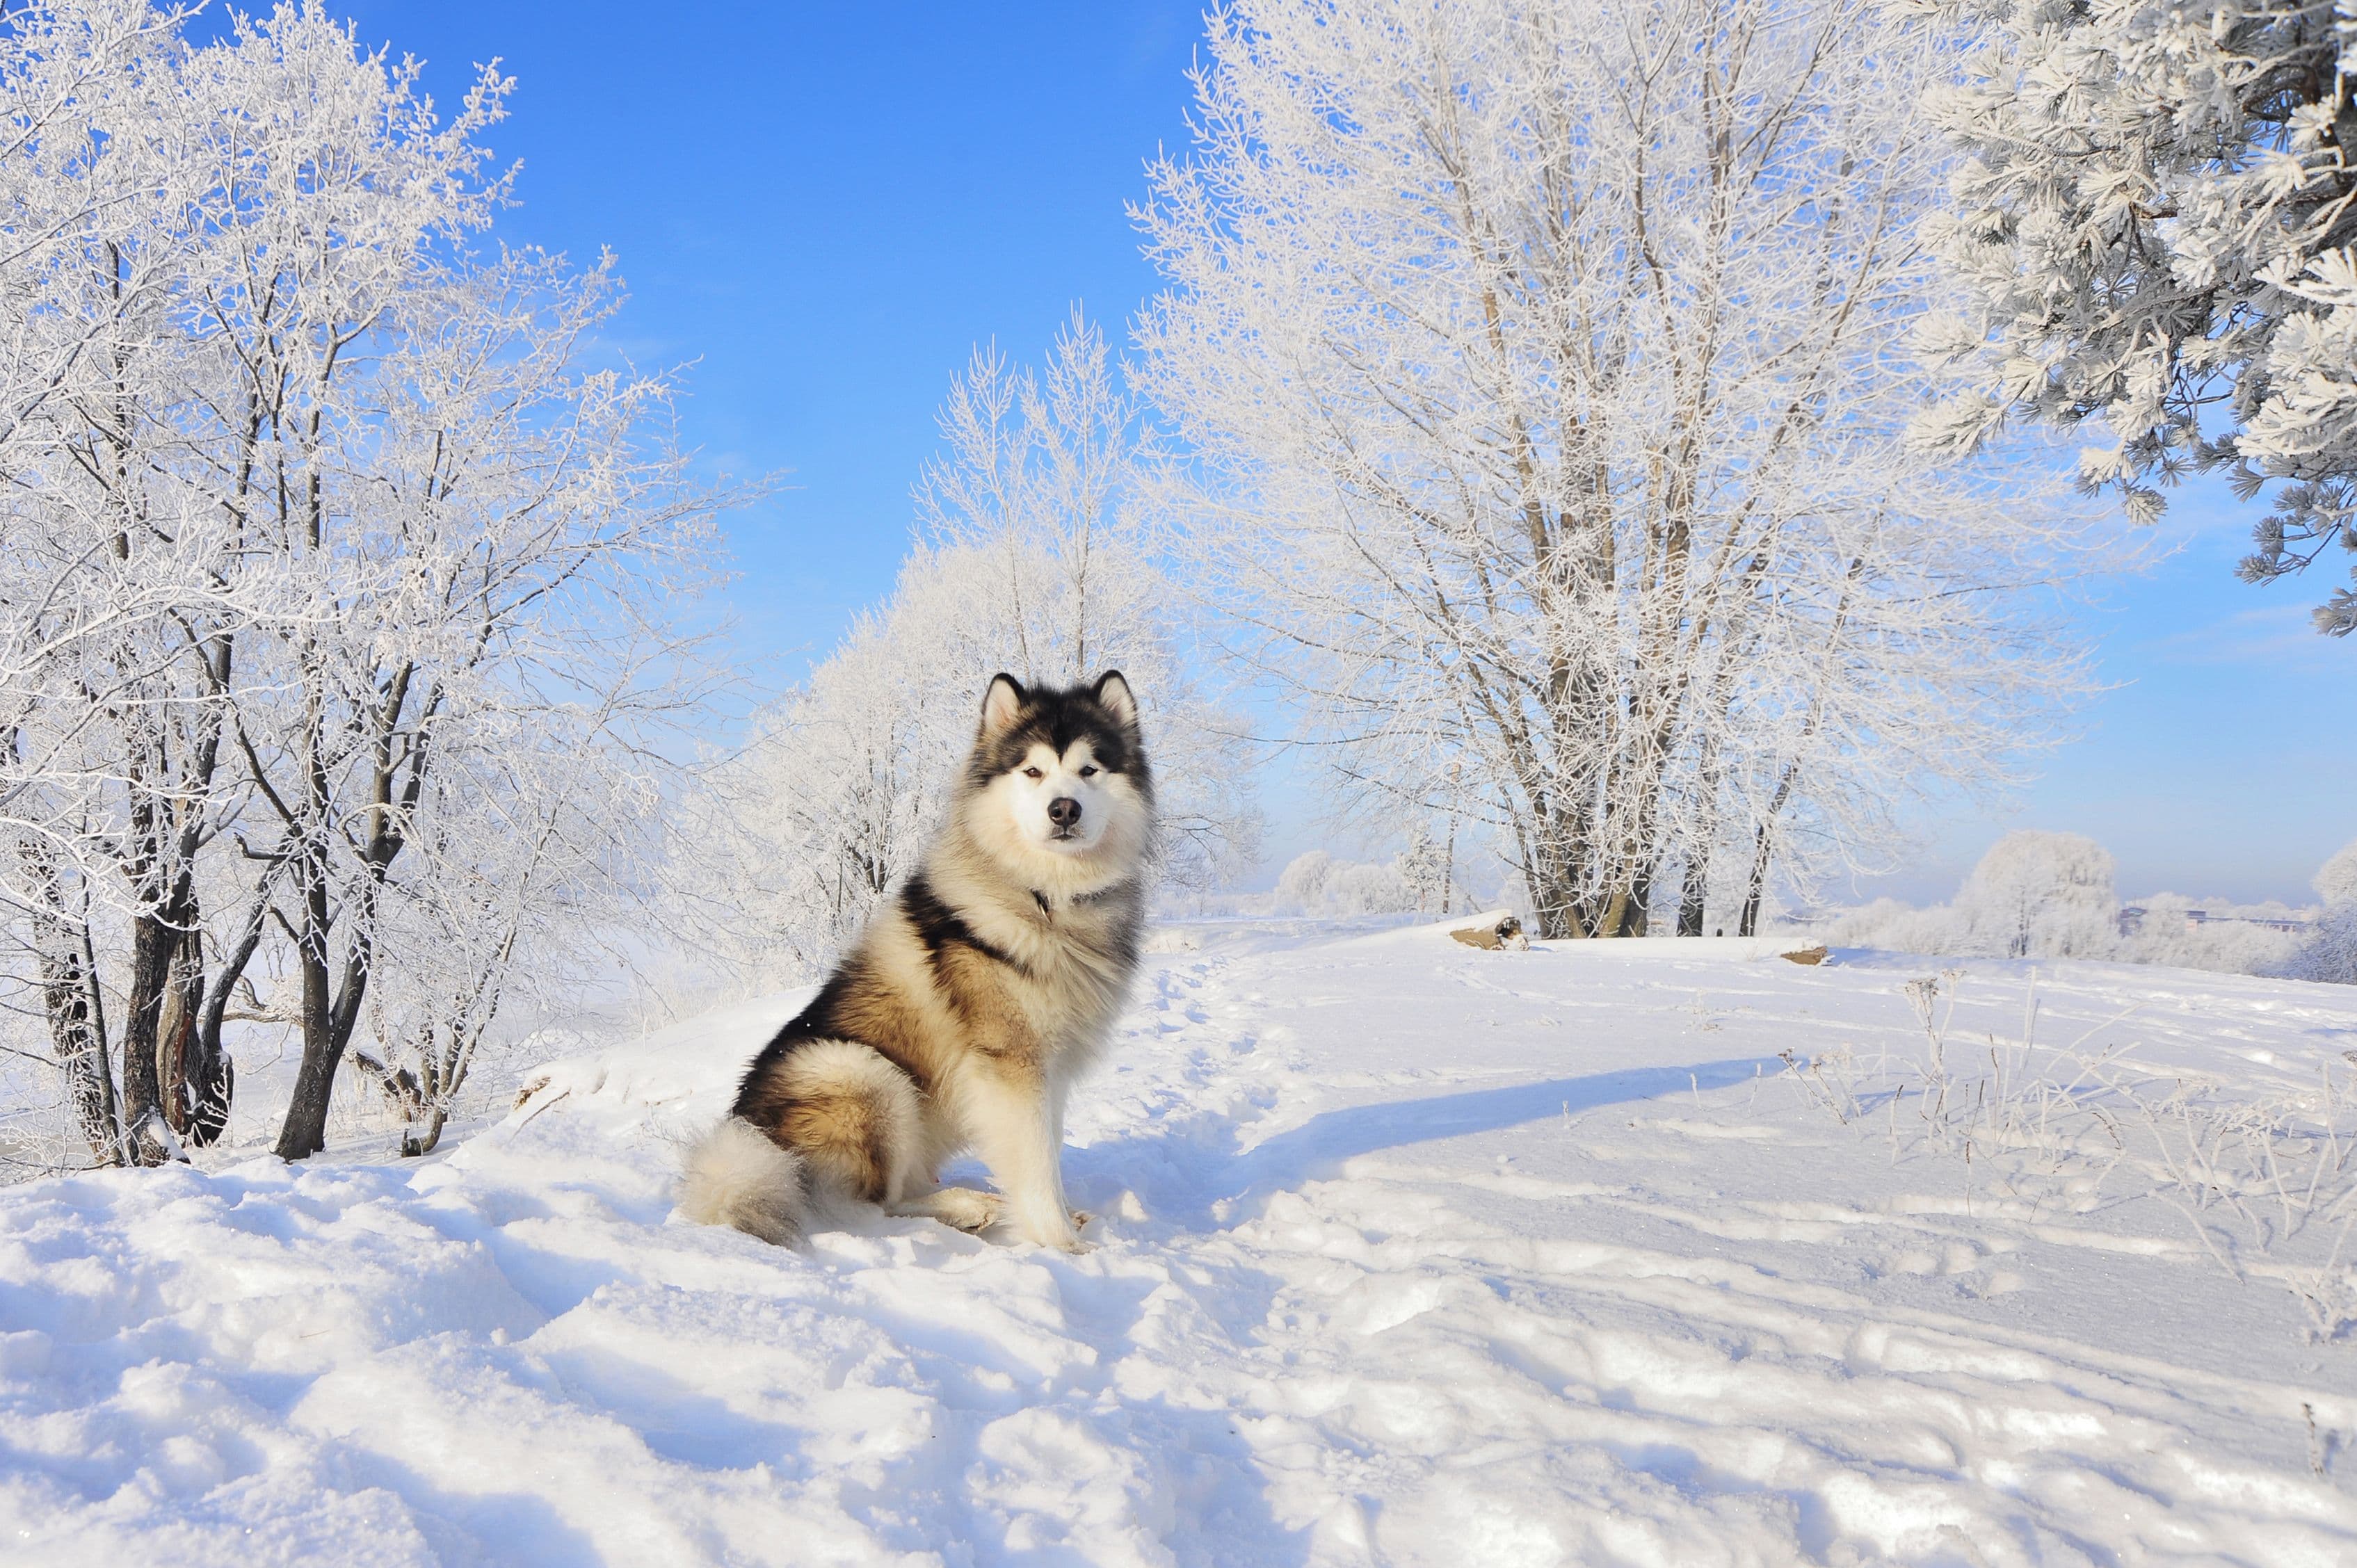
[682,671,1152,1250]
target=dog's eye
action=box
[1022,766,1043,780]
[1079,766,1098,778]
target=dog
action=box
[680,670,1152,1251]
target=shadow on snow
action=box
[1079,1056,1783,1231]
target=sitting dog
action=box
[681,670,1152,1250]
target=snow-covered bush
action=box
[1271,852,1415,919]
[1270,852,1337,914]
[2116,895,2301,976]
[1953,832,2119,960]
[2280,905,2357,986]
[1821,898,1970,956]
[1392,823,1460,916]
[2314,839,2357,908]
[1830,833,2118,960]
[1831,834,2122,959]
[1824,835,2322,976]
[2278,839,2357,984]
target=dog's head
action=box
[959,670,1155,889]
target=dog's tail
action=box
[679,1115,807,1244]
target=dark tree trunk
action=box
[1739,821,1771,938]
[159,920,231,1145]
[275,867,342,1160]
[191,880,273,1149]
[277,1035,341,1160]
[276,848,384,1159]
[1678,849,1709,937]
[1526,834,1584,940]
[25,880,121,1166]
[118,910,181,1164]
[1587,885,1641,938]
[277,1047,340,1160]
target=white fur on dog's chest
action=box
[998,910,1134,1049]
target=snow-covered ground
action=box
[6,919,2357,1565]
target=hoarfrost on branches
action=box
[1953,830,2121,960]
[0,1,732,1170]
[1271,850,1413,918]
[1917,0,2357,629]
[1135,0,2091,940]
[2282,834,2357,983]
[2314,835,2357,907]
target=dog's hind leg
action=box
[770,1040,925,1209]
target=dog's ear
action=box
[1092,670,1138,729]
[979,673,1027,736]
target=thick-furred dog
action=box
[680,670,1151,1251]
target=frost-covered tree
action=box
[1271,850,1415,918]
[1136,0,2086,941]
[1917,0,2357,629]
[0,2,728,1170]
[2315,836,2357,907]
[2280,904,2357,983]
[2286,836,2357,983]
[1394,823,1453,915]
[0,0,210,1166]
[686,321,1258,985]
[1271,850,1336,915]
[2121,892,2302,973]
[1954,830,2120,959]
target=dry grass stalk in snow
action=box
[1787,971,2357,1341]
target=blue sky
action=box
[343,1,2352,906]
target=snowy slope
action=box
[5,921,2357,1565]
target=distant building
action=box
[2180,908,2310,935]
[2117,904,2309,938]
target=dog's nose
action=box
[1047,797,1081,830]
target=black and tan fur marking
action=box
[680,670,1153,1250]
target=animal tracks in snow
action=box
[3,922,2356,1564]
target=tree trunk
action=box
[275,867,342,1160]
[1591,884,1641,938]
[401,1105,449,1158]
[1679,714,1736,938]
[276,1014,342,1160]
[118,910,179,1165]
[1739,821,1771,938]
[159,919,231,1146]
[22,856,122,1167]
[191,880,274,1150]
[1524,821,1584,940]
[1678,848,1709,937]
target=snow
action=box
[6,921,2357,1565]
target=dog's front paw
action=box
[905,1187,1004,1233]
[940,1190,1006,1233]
[1016,1215,1089,1253]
